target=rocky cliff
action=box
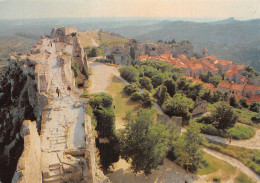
[0,27,105,183]
[103,40,198,66]
[0,57,47,182]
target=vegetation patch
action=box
[235,172,255,183]
[203,140,260,175]
[233,108,260,127]
[198,123,256,140]
[106,76,142,121]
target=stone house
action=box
[217,82,245,96]
[224,65,246,83]
[243,85,260,98]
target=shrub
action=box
[151,74,164,88]
[213,176,221,182]
[124,84,138,95]
[198,123,219,136]
[197,115,214,124]
[163,79,176,97]
[227,125,256,140]
[251,114,260,124]
[140,76,153,91]
[249,101,260,113]
[81,67,89,79]
[71,60,79,78]
[239,98,248,108]
[130,91,143,101]
[119,66,139,83]
[141,91,154,107]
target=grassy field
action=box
[106,76,142,129]
[233,108,260,127]
[99,32,129,47]
[203,140,260,175]
[197,153,256,183]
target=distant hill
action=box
[0,18,259,71]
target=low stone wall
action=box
[84,112,108,183]
[12,120,42,183]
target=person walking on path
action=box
[67,85,71,96]
[56,87,61,98]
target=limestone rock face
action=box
[171,40,195,58]
[0,59,47,182]
[104,40,197,66]
[11,120,42,183]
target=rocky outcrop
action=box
[104,40,197,66]
[0,59,47,182]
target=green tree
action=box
[212,101,238,130]
[119,66,140,83]
[173,122,205,171]
[141,91,154,107]
[129,47,135,60]
[162,93,194,121]
[124,84,138,95]
[130,91,143,101]
[142,65,158,78]
[140,76,153,91]
[238,98,248,108]
[151,73,164,88]
[89,93,119,168]
[164,79,176,97]
[211,89,224,103]
[120,109,171,175]
[209,75,223,87]
[230,95,240,108]
[249,101,260,113]
[154,85,169,106]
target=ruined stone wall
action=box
[11,120,42,183]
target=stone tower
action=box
[202,47,208,57]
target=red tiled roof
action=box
[215,59,233,66]
[225,64,246,76]
[185,60,203,70]
[204,83,215,92]
[218,82,245,91]
[201,55,218,61]
[201,60,219,71]
[245,85,260,91]
[178,54,188,60]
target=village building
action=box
[217,82,245,96]
[243,85,260,98]
[224,64,246,84]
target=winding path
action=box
[203,148,260,182]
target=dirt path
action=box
[88,62,119,94]
[203,148,260,182]
[40,39,86,182]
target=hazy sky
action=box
[0,0,259,19]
